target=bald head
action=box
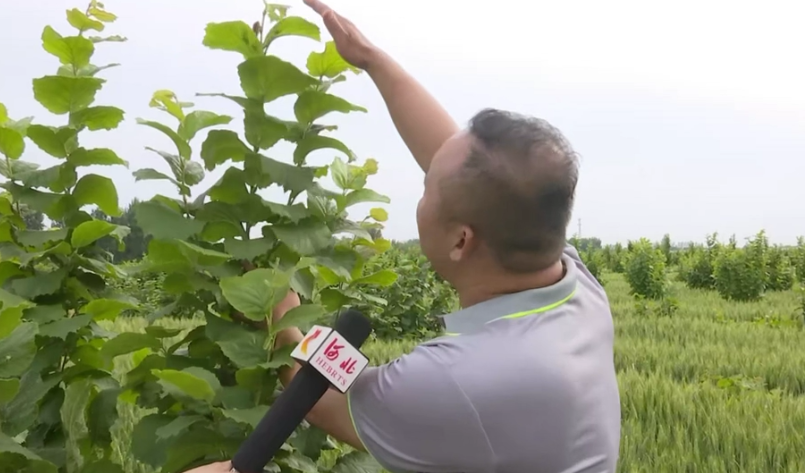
[438,108,579,273]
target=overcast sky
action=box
[3,0,804,246]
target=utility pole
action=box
[577,218,582,240]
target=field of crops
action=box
[104,265,805,473]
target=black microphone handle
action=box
[231,309,372,473]
[231,362,330,473]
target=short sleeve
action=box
[347,342,495,473]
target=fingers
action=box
[303,0,330,16]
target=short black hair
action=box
[439,108,579,273]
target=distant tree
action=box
[91,199,149,262]
[19,203,44,230]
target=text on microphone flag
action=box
[291,325,332,363]
[292,326,369,393]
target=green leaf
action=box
[184,160,205,186]
[264,16,320,45]
[155,415,207,440]
[272,219,332,256]
[280,452,319,473]
[69,105,124,130]
[0,378,20,404]
[0,372,61,438]
[32,76,104,115]
[331,451,384,473]
[290,426,328,462]
[199,130,251,171]
[352,269,398,287]
[294,135,354,165]
[307,41,359,78]
[178,111,232,141]
[71,219,117,248]
[136,119,191,159]
[3,116,34,136]
[271,303,325,334]
[0,128,24,159]
[220,405,269,428]
[134,200,204,240]
[144,326,183,338]
[369,207,388,222]
[294,90,366,124]
[238,56,318,103]
[0,159,38,180]
[244,153,315,192]
[161,428,239,473]
[88,5,117,21]
[66,8,105,32]
[61,378,93,471]
[0,103,7,124]
[175,240,231,266]
[202,21,263,59]
[38,314,92,339]
[131,414,175,467]
[81,459,124,473]
[224,237,275,261]
[73,173,119,216]
[133,168,175,184]
[204,315,269,368]
[87,387,120,448]
[208,167,249,204]
[263,200,310,223]
[100,333,161,361]
[0,430,56,468]
[16,163,77,193]
[9,268,68,300]
[16,228,68,249]
[41,25,94,67]
[0,288,32,310]
[81,298,138,321]
[219,268,291,321]
[152,368,217,402]
[0,305,23,340]
[26,125,78,158]
[345,188,391,208]
[244,109,288,150]
[67,147,127,167]
[89,35,127,43]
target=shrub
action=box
[714,232,767,302]
[766,245,795,292]
[678,233,720,290]
[0,4,141,472]
[792,237,805,283]
[358,243,457,339]
[2,2,392,472]
[623,238,667,300]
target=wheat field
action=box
[105,273,805,473]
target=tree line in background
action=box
[109,229,805,343]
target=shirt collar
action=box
[440,252,579,335]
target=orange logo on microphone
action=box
[300,328,322,355]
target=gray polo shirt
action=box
[347,244,621,473]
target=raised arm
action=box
[303,0,458,173]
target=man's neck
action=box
[456,259,566,309]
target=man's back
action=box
[348,245,621,472]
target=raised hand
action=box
[303,0,382,70]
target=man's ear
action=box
[449,225,475,262]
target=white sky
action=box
[2,0,804,245]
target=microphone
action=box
[230,308,373,473]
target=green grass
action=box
[105,273,805,472]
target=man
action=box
[190,0,621,471]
